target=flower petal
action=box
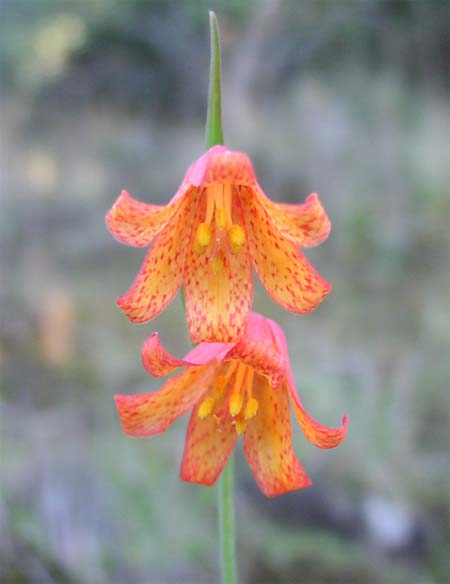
[188,145,257,187]
[117,191,197,323]
[115,363,217,437]
[106,189,189,248]
[266,317,348,449]
[240,187,331,314]
[228,312,286,387]
[244,378,312,497]
[141,333,189,377]
[180,408,237,486]
[142,333,234,377]
[290,395,349,449]
[261,191,331,248]
[185,199,253,343]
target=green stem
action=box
[206,11,224,148]
[205,12,236,584]
[218,456,237,584]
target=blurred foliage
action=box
[1,1,449,583]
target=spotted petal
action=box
[259,191,331,247]
[180,407,237,486]
[117,191,197,323]
[228,312,286,387]
[185,198,253,343]
[115,363,218,437]
[244,377,312,497]
[106,189,190,248]
[240,187,331,314]
[267,317,348,449]
[142,333,234,378]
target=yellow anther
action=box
[211,254,224,275]
[198,396,215,419]
[194,222,212,254]
[216,207,227,230]
[228,224,245,251]
[229,393,244,417]
[234,419,247,435]
[244,397,259,420]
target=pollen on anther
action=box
[244,397,259,420]
[234,419,246,435]
[195,222,212,252]
[228,224,245,253]
[198,396,215,419]
[229,393,244,417]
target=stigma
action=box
[197,360,259,435]
[194,184,246,266]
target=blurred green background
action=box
[1,1,449,583]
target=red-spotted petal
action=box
[185,198,253,343]
[240,187,331,314]
[187,145,257,187]
[228,312,286,387]
[244,377,311,497]
[142,333,234,377]
[117,190,197,323]
[141,333,189,377]
[259,191,331,248]
[180,407,237,486]
[115,363,217,437]
[267,317,348,449]
[290,391,348,449]
[106,189,190,248]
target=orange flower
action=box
[115,313,347,497]
[106,146,331,343]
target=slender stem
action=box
[206,11,224,148]
[218,456,237,584]
[205,12,237,584]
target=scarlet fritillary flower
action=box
[115,312,347,497]
[106,146,331,343]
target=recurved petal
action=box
[244,378,312,497]
[117,190,197,324]
[141,333,189,377]
[185,199,253,343]
[106,189,188,248]
[240,187,331,315]
[115,363,218,437]
[179,407,237,486]
[267,317,348,449]
[229,312,286,388]
[260,191,331,248]
[290,392,348,449]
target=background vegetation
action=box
[1,1,448,582]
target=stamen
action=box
[244,397,259,420]
[233,418,247,435]
[222,361,239,386]
[204,186,216,225]
[215,207,227,230]
[228,224,245,254]
[229,363,247,416]
[213,375,227,396]
[194,222,212,254]
[223,184,233,227]
[198,396,215,419]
